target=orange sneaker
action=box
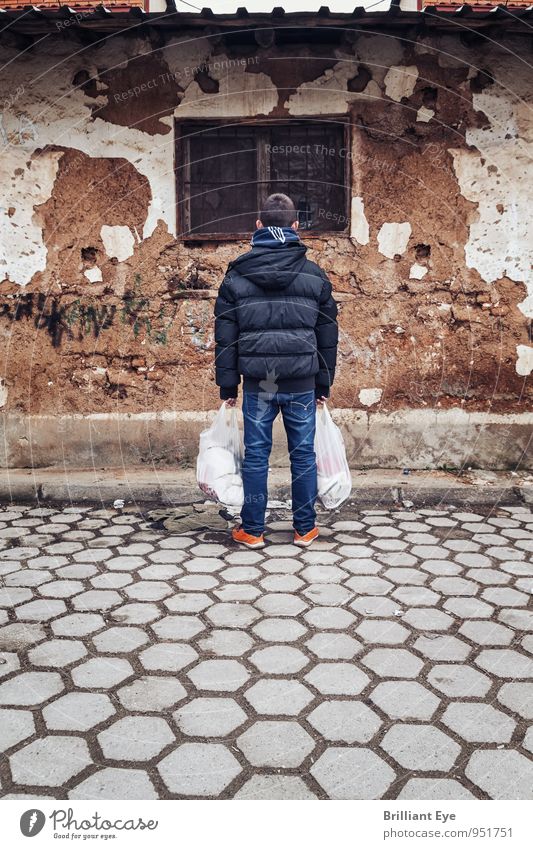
[232,526,265,549]
[294,527,319,547]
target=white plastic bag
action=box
[315,403,352,509]
[197,403,244,510]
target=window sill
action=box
[178,230,349,244]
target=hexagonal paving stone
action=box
[308,700,382,743]
[300,564,347,583]
[10,736,92,786]
[414,635,471,661]
[306,633,362,659]
[4,569,53,587]
[118,676,187,711]
[482,587,529,606]
[402,608,454,631]
[441,702,515,743]
[0,708,35,751]
[305,663,369,695]
[107,602,161,625]
[458,620,514,645]
[42,688,114,731]
[71,658,133,690]
[206,602,261,628]
[40,580,84,598]
[444,597,493,619]
[124,581,174,610]
[174,697,247,737]
[214,584,261,602]
[0,671,64,706]
[98,716,174,760]
[255,594,307,616]
[104,555,145,570]
[497,682,533,719]
[304,607,355,630]
[301,584,352,607]
[184,557,225,573]
[381,724,460,771]
[28,639,87,668]
[177,574,219,591]
[16,599,67,621]
[249,645,309,674]
[237,721,314,767]
[310,748,395,799]
[158,742,241,796]
[391,586,441,606]
[252,618,307,642]
[498,609,533,630]
[345,576,394,596]
[350,596,400,617]
[370,681,440,720]
[235,775,316,800]
[475,649,533,679]
[70,590,122,612]
[92,626,149,653]
[398,779,475,800]
[140,642,198,672]
[362,648,423,678]
[0,587,33,607]
[151,615,205,641]
[427,664,491,698]
[197,629,254,657]
[466,750,533,799]
[51,613,104,637]
[356,620,410,645]
[69,768,158,800]
[244,679,313,715]
[187,659,250,692]
[384,567,427,585]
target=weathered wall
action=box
[0,26,531,467]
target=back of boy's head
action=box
[259,193,297,228]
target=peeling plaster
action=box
[410,263,428,279]
[416,106,434,123]
[384,65,418,102]
[350,197,370,245]
[286,57,382,115]
[359,387,383,406]
[448,51,533,347]
[176,64,278,118]
[516,345,533,377]
[0,40,176,286]
[284,36,405,116]
[377,222,412,259]
[0,150,63,286]
[0,379,7,408]
[100,225,135,262]
[84,267,103,283]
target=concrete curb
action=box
[0,467,531,507]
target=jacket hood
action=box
[228,241,308,290]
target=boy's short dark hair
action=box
[259,193,297,228]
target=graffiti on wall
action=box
[0,278,179,347]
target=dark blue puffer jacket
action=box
[214,228,338,400]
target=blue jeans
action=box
[240,390,317,536]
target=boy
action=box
[214,193,338,549]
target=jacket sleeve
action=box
[315,272,338,397]
[214,274,240,398]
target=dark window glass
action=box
[178,121,348,236]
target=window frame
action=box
[175,116,351,241]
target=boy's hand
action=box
[225,398,237,407]
[316,396,327,407]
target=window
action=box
[176,120,349,238]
